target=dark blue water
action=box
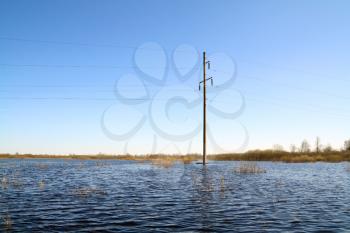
[1,159,349,232]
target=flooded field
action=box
[1,159,350,232]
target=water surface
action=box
[1,159,349,232]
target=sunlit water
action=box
[1,159,350,232]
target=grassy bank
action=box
[210,150,350,163]
[1,151,350,162]
[0,153,201,163]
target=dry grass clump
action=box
[181,156,195,164]
[180,154,199,164]
[220,176,225,192]
[73,187,107,198]
[36,163,48,170]
[151,158,176,168]
[1,176,23,189]
[11,178,23,189]
[2,214,12,230]
[95,161,109,167]
[1,177,8,189]
[234,162,266,174]
[77,162,85,170]
[149,154,198,167]
[38,180,45,189]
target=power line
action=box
[0,69,348,101]
[0,84,197,87]
[0,93,345,113]
[0,97,196,101]
[0,97,117,101]
[208,94,350,119]
[243,91,349,113]
[239,74,350,101]
[237,58,350,84]
[1,95,349,120]
[0,62,349,106]
[210,69,350,101]
[1,63,348,100]
[245,97,350,120]
[1,62,347,100]
[0,36,194,53]
[0,36,152,50]
[0,84,202,92]
[0,89,199,93]
[0,63,198,70]
[1,36,348,84]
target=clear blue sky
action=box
[1,0,349,154]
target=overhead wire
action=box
[0,36,196,53]
[1,36,349,120]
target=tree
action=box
[290,144,297,153]
[300,140,311,153]
[315,137,321,153]
[323,144,333,153]
[273,144,284,152]
[344,139,350,151]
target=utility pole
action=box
[199,51,213,165]
[203,51,207,165]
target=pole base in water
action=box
[195,161,208,165]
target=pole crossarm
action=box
[199,77,213,84]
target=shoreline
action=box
[1,151,349,163]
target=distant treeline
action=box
[211,151,350,163]
[1,138,349,163]
[210,137,350,162]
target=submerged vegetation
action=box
[1,177,8,189]
[0,176,23,189]
[72,187,107,198]
[234,161,267,174]
[38,180,45,190]
[2,213,12,231]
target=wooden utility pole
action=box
[199,51,213,166]
[203,51,207,165]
